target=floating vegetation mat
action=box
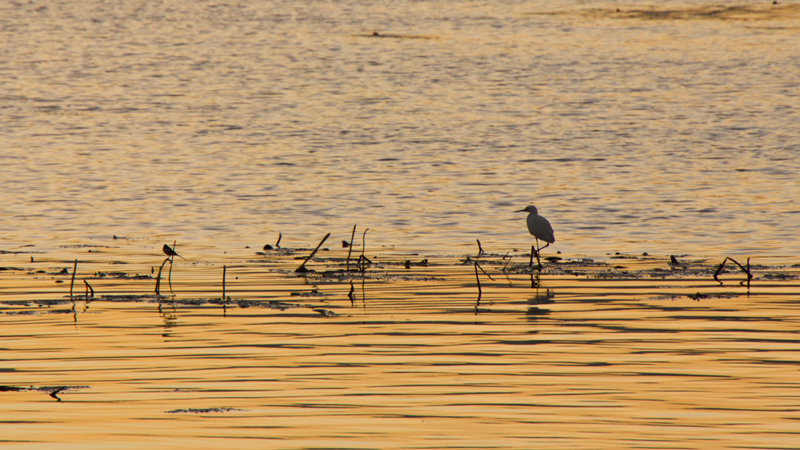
[1,239,798,315]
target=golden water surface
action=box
[2,0,800,256]
[2,1,800,448]
[2,241,800,449]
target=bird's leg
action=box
[532,239,542,269]
[535,241,551,271]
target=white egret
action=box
[516,205,555,268]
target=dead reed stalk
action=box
[346,225,357,271]
[474,261,494,312]
[295,233,331,273]
[167,240,177,291]
[360,228,370,273]
[713,256,753,290]
[84,280,94,299]
[69,260,77,298]
[155,257,170,295]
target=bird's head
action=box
[515,205,538,215]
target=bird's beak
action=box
[515,209,524,213]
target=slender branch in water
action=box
[155,267,161,295]
[475,261,494,281]
[731,257,752,281]
[746,257,751,291]
[357,254,374,268]
[713,256,753,288]
[275,232,282,249]
[167,240,177,292]
[222,265,226,301]
[360,228,370,273]
[84,280,94,299]
[295,233,331,272]
[49,387,66,402]
[69,260,77,299]
[346,225,357,271]
[713,261,725,284]
[501,251,512,273]
[476,239,484,255]
[474,261,482,312]
[474,261,482,295]
[155,257,170,295]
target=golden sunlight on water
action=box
[2,241,799,449]
[2,0,800,448]
[1,0,800,257]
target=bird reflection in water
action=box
[527,290,554,318]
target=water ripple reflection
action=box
[1,1,799,259]
[2,244,799,447]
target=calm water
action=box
[2,1,800,448]
[2,0,800,258]
[2,247,800,449]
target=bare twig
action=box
[346,225,357,271]
[360,228,370,273]
[474,261,482,313]
[155,257,170,295]
[49,386,66,402]
[295,233,331,273]
[713,256,754,288]
[357,254,374,269]
[222,265,227,301]
[475,261,494,281]
[167,240,177,291]
[69,260,77,298]
[746,257,751,290]
[501,251,512,273]
[713,261,724,284]
[84,280,94,298]
[476,239,484,255]
[275,232,282,249]
[474,261,483,295]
